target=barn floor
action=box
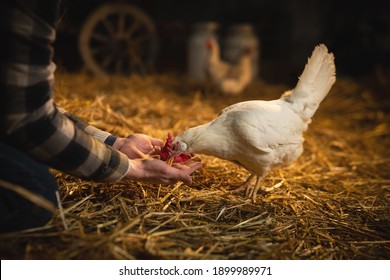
[0,72,389,259]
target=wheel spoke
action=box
[127,48,137,72]
[130,33,150,45]
[91,45,111,55]
[114,55,125,73]
[101,54,114,69]
[125,21,141,39]
[101,18,115,36]
[117,13,126,36]
[91,32,110,42]
[114,48,127,74]
[127,46,146,72]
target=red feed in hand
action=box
[160,132,191,163]
[174,153,191,162]
[160,132,174,161]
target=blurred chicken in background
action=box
[205,38,253,95]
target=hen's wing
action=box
[217,100,303,154]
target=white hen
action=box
[205,38,252,95]
[171,44,336,202]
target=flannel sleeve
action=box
[57,107,118,147]
[0,0,130,182]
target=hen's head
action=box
[206,38,215,50]
[160,132,192,163]
[244,47,252,56]
[171,138,189,156]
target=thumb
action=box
[150,137,164,147]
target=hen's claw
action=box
[231,174,265,203]
[231,174,255,194]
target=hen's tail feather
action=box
[286,44,336,121]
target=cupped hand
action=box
[125,157,202,185]
[113,133,164,159]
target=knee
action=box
[0,179,58,233]
[0,147,58,232]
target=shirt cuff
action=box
[97,151,131,182]
[104,135,117,146]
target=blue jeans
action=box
[0,142,58,232]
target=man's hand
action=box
[113,133,164,159]
[125,157,202,185]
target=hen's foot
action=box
[246,176,265,203]
[230,174,255,194]
[230,174,265,203]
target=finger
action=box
[133,147,147,159]
[161,166,193,185]
[177,173,192,185]
[158,178,174,185]
[190,157,202,163]
[141,143,160,155]
[150,138,164,147]
[177,157,202,166]
[154,146,162,152]
[172,163,186,169]
[158,174,187,185]
[185,162,202,174]
[148,146,162,156]
[178,160,202,169]
[173,161,202,173]
[150,154,161,160]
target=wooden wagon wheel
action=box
[78,3,157,76]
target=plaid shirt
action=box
[0,0,130,182]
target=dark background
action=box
[55,0,390,86]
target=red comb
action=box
[206,38,213,50]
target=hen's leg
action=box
[248,175,265,203]
[231,173,255,194]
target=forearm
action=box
[58,107,118,146]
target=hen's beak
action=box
[168,142,179,157]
